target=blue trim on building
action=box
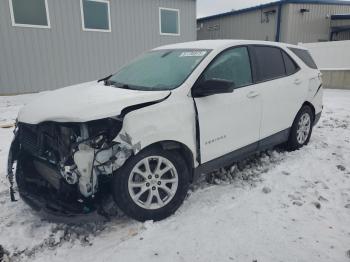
[331,14,350,19]
[275,3,283,41]
[197,0,350,22]
[197,2,280,22]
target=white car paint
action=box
[117,40,322,165]
[17,81,170,124]
[256,69,308,140]
[114,91,199,165]
[17,40,323,169]
[193,83,262,162]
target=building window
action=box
[80,0,111,32]
[159,8,180,36]
[9,0,50,28]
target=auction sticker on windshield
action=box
[179,51,207,57]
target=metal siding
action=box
[197,6,279,42]
[197,2,350,45]
[0,0,196,95]
[197,0,350,22]
[331,19,350,26]
[331,19,350,40]
[280,4,292,43]
[337,32,350,40]
[333,30,350,40]
[283,3,350,44]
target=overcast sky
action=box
[197,0,275,18]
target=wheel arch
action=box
[288,101,316,142]
[302,101,316,121]
[138,140,195,183]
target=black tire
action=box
[111,146,190,221]
[287,105,314,151]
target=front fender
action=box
[114,94,198,167]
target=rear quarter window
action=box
[282,51,300,75]
[289,48,318,69]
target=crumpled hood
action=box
[18,81,170,124]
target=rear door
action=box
[194,46,262,163]
[250,45,306,140]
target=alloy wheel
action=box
[296,113,311,144]
[128,156,179,210]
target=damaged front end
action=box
[7,118,133,215]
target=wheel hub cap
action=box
[296,113,311,144]
[128,156,179,210]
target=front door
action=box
[194,47,262,163]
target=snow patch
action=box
[1,90,350,262]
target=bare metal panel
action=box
[0,0,196,94]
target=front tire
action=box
[287,105,314,151]
[112,146,190,221]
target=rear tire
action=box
[111,146,190,221]
[287,105,314,151]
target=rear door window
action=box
[253,46,286,82]
[289,48,318,69]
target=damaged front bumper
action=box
[7,125,19,202]
[7,119,134,216]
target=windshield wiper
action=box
[103,79,149,90]
[98,74,112,84]
[115,84,131,90]
[105,80,132,90]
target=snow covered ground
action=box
[0,90,349,262]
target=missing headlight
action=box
[11,117,127,200]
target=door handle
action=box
[247,91,259,99]
[294,78,302,85]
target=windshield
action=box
[107,49,210,91]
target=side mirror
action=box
[192,78,235,98]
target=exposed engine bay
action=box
[7,118,135,215]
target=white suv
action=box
[8,40,323,221]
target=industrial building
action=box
[0,0,196,95]
[197,0,350,44]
